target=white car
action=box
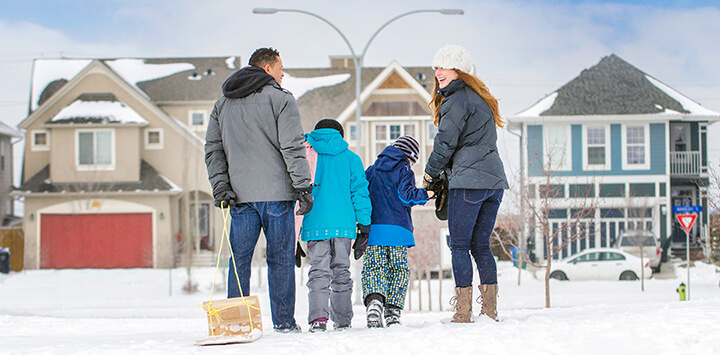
[614,230,662,272]
[548,248,653,281]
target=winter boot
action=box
[366,298,384,328]
[384,306,402,326]
[477,284,499,322]
[309,319,327,333]
[450,286,473,323]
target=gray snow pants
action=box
[306,238,353,325]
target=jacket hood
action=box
[306,128,348,156]
[374,145,410,172]
[222,66,275,98]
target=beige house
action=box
[1,120,22,226]
[14,56,447,269]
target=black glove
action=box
[295,186,314,215]
[353,224,371,260]
[422,172,435,189]
[295,241,306,268]
[213,181,236,208]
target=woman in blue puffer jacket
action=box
[423,44,509,323]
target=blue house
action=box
[508,54,720,263]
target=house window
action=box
[31,130,50,151]
[76,129,115,171]
[583,125,609,170]
[348,123,358,141]
[189,111,207,131]
[543,125,571,171]
[145,128,164,150]
[622,124,650,170]
[428,123,438,142]
[373,123,417,157]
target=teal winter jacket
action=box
[300,128,372,241]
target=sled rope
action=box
[204,204,258,335]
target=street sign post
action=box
[675,212,699,301]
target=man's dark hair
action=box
[249,47,280,68]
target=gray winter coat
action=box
[425,79,509,190]
[205,67,312,203]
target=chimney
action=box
[329,55,357,68]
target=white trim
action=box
[144,128,164,150]
[31,130,50,151]
[35,199,157,268]
[371,121,419,159]
[543,124,572,171]
[621,123,651,170]
[189,110,207,132]
[582,124,611,171]
[75,128,116,171]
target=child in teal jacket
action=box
[301,119,372,332]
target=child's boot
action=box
[366,298,384,328]
[384,305,401,326]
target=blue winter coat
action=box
[300,128,372,241]
[365,145,429,247]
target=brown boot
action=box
[477,284,499,321]
[450,286,473,323]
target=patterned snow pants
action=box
[361,245,410,309]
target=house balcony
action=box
[669,151,703,176]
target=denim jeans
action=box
[228,201,297,330]
[448,189,503,287]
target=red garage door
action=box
[40,213,153,268]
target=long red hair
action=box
[428,70,504,128]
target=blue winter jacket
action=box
[300,128,372,241]
[365,146,429,247]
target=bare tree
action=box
[514,143,600,308]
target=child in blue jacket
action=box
[301,119,372,333]
[362,135,432,327]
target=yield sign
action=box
[676,214,697,234]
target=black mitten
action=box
[295,186,314,215]
[295,241,306,268]
[213,181,237,208]
[353,224,371,260]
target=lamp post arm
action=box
[361,10,441,59]
[275,9,359,66]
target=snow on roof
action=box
[31,59,92,111]
[50,99,148,124]
[516,92,558,117]
[31,58,196,111]
[225,56,236,70]
[105,59,195,98]
[283,72,351,99]
[645,75,720,117]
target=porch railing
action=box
[669,151,701,175]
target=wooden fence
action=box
[0,228,24,271]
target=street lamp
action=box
[253,8,463,154]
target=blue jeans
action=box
[448,189,503,287]
[228,201,297,330]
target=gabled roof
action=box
[14,160,180,196]
[0,120,22,138]
[514,54,720,120]
[32,57,241,110]
[286,63,434,130]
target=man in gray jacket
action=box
[205,47,312,333]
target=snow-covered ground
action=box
[1,260,719,354]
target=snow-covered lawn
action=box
[1,261,719,354]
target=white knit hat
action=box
[432,44,473,74]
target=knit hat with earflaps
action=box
[314,118,344,137]
[393,135,420,163]
[432,44,473,74]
